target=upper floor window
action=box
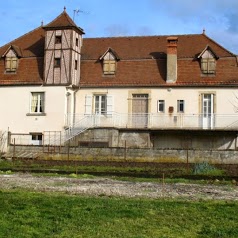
[55,35,62,44]
[95,95,107,114]
[198,46,218,75]
[177,100,184,113]
[76,38,79,47]
[5,57,18,72]
[31,92,45,113]
[75,60,78,70]
[158,100,165,113]
[54,58,61,68]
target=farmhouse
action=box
[1,9,238,153]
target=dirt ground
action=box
[0,173,237,201]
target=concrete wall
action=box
[6,144,238,164]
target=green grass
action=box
[0,190,237,238]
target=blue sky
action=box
[1,0,238,54]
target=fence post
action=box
[186,149,189,174]
[67,140,70,160]
[124,140,127,160]
[13,138,16,159]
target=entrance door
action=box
[132,94,148,127]
[202,94,214,129]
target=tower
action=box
[43,9,84,86]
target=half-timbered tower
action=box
[43,8,84,86]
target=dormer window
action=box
[2,46,20,73]
[5,56,18,72]
[55,35,62,44]
[198,46,218,75]
[100,48,120,76]
[103,53,116,75]
[201,57,216,74]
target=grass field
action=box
[0,190,237,238]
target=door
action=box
[202,94,214,129]
[132,94,148,127]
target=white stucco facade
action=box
[0,86,67,134]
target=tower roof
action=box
[43,9,84,34]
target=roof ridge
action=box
[84,33,203,40]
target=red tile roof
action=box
[0,10,238,87]
[43,10,84,34]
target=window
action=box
[177,100,184,113]
[5,57,18,72]
[32,134,42,141]
[95,95,107,114]
[31,92,44,113]
[158,100,165,112]
[198,48,217,75]
[55,35,62,44]
[75,60,78,70]
[54,58,61,67]
[103,52,116,75]
[76,38,79,47]
[201,58,216,74]
[84,94,113,115]
[31,133,43,145]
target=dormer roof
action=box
[99,47,120,61]
[2,45,23,58]
[198,45,219,59]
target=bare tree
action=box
[0,131,7,157]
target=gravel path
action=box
[0,173,237,201]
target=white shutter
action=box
[106,95,114,115]
[85,95,92,115]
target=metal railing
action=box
[65,113,238,130]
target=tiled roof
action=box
[0,10,238,87]
[81,34,234,60]
[43,10,84,34]
[80,34,238,87]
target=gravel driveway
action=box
[0,173,237,201]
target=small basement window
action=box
[31,133,43,145]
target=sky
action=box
[1,0,238,54]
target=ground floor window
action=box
[30,133,43,145]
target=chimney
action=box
[166,37,178,83]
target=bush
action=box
[193,162,224,176]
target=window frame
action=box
[5,57,18,73]
[54,58,61,68]
[157,100,165,113]
[94,95,107,115]
[55,35,62,44]
[177,100,185,113]
[201,57,216,74]
[30,92,45,114]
